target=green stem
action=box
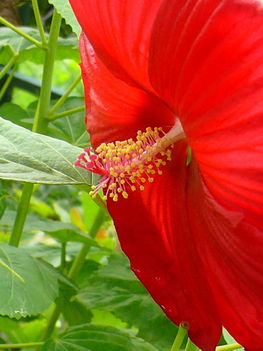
[48,105,85,121]
[31,0,47,46]
[216,344,242,351]
[0,64,16,101]
[42,306,60,340]
[9,10,61,247]
[9,183,34,247]
[33,9,62,133]
[0,55,17,80]
[170,326,188,351]
[0,342,43,349]
[48,74,82,115]
[0,16,42,48]
[60,242,67,273]
[185,338,199,351]
[69,209,105,279]
[75,185,108,210]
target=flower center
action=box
[75,125,184,201]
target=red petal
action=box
[79,33,175,147]
[149,0,263,247]
[70,0,162,89]
[107,142,263,350]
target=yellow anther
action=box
[139,185,145,191]
[129,176,136,183]
[149,178,154,182]
[122,192,129,199]
[113,195,118,201]
[131,185,136,191]
[109,183,117,190]
[109,169,118,177]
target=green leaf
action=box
[0,103,32,130]
[41,324,159,351]
[0,244,59,318]
[77,254,178,350]
[0,27,79,65]
[0,27,40,64]
[0,117,94,185]
[48,0,81,37]
[61,300,92,326]
[48,97,88,147]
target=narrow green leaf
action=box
[0,117,94,185]
[0,244,59,318]
[41,324,159,351]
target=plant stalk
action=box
[33,9,62,133]
[68,209,105,280]
[48,74,82,115]
[31,0,47,46]
[0,342,43,349]
[9,183,34,247]
[0,64,16,101]
[0,55,17,81]
[48,105,85,121]
[0,16,42,48]
[9,10,61,247]
[170,325,187,351]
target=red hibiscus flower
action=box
[69,1,263,350]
